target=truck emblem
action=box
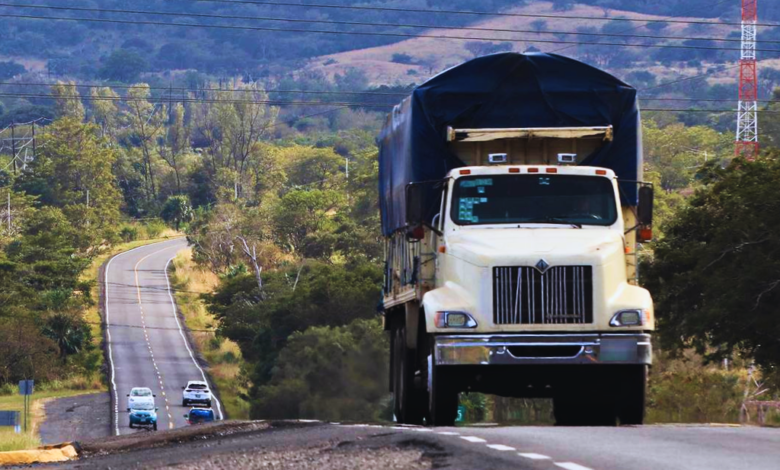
[535,259,551,274]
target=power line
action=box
[640,64,742,92]
[0,92,394,108]
[549,0,734,54]
[5,12,780,54]
[0,81,409,97]
[176,0,780,28]
[4,90,778,114]
[0,2,773,45]
[10,81,773,104]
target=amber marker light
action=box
[596,169,608,175]
[509,168,520,173]
[546,168,558,173]
[459,169,471,175]
[438,246,446,253]
[528,168,539,173]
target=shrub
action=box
[145,220,166,239]
[390,53,414,65]
[119,225,139,242]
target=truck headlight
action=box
[610,309,646,327]
[435,311,478,328]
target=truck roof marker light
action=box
[596,169,608,175]
[546,168,558,173]
[509,168,520,173]
[438,246,446,253]
[459,169,471,175]
[528,168,539,173]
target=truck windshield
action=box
[451,174,617,226]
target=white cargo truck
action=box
[379,53,654,426]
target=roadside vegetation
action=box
[170,249,249,420]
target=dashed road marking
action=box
[486,444,516,451]
[436,431,460,436]
[460,436,487,443]
[519,453,551,460]
[554,463,593,470]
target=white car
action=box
[182,381,212,407]
[127,387,155,409]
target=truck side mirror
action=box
[637,185,654,242]
[405,183,425,228]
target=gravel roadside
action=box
[38,393,111,445]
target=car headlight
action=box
[610,309,647,327]
[435,311,478,328]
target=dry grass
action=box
[170,249,251,420]
[305,1,736,86]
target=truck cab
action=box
[384,127,654,427]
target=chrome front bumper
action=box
[435,333,652,366]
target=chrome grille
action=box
[493,266,593,325]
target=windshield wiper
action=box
[521,217,582,228]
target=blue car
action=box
[184,407,215,425]
[128,402,158,430]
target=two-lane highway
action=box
[104,238,222,436]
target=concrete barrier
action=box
[0,442,78,466]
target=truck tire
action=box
[153,422,158,431]
[392,326,426,424]
[427,353,458,426]
[617,365,647,425]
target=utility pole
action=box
[6,191,10,232]
[736,0,759,160]
[10,122,16,174]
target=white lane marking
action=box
[436,431,460,436]
[411,428,433,432]
[518,453,551,460]
[164,255,225,420]
[554,463,593,470]
[460,436,487,443]
[486,444,516,451]
[105,242,179,436]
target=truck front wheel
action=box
[427,354,458,426]
[392,326,426,424]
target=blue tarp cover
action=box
[378,52,641,236]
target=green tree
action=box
[15,118,122,244]
[643,121,730,192]
[0,61,26,80]
[99,49,147,82]
[644,156,780,372]
[51,81,85,121]
[160,195,193,230]
[124,84,167,205]
[253,318,388,421]
[42,311,92,361]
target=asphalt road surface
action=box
[104,238,222,436]
[39,421,780,470]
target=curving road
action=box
[104,238,223,436]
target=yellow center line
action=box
[133,243,182,430]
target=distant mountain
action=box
[1,0,777,82]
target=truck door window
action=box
[451,175,617,226]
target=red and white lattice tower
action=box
[736,0,759,159]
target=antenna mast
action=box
[736,0,759,160]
